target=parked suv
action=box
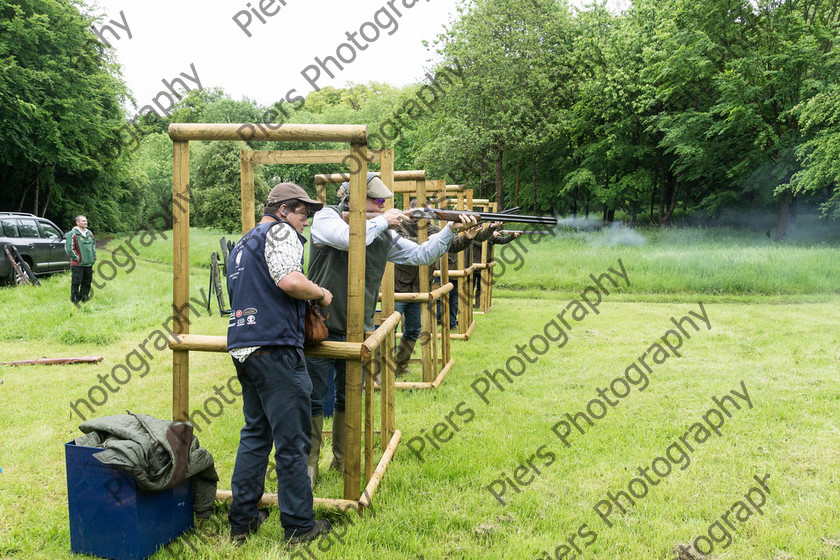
[0,212,71,282]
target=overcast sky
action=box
[88,0,624,116]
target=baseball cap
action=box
[267,183,324,211]
[337,172,394,199]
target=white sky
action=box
[89,0,624,115]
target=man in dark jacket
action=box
[393,201,480,377]
[226,183,333,546]
[438,221,498,330]
[472,227,522,307]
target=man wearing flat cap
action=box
[304,172,476,485]
[226,183,334,546]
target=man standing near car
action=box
[226,183,334,547]
[65,215,96,304]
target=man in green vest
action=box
[304,173,476,487]
[65,215,96,304]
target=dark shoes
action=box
[285,519,332,548]
[230,508,270,546]
[232,511,332,548]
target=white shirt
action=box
[310,208,456,265]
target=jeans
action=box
[71,265,93,303]
[306,334,347,417]
[229,346,314,538]
[395,301,422,341]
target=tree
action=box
[418,0,573,206]
[0,0,134,231]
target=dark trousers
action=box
[436,279,459,329]
[71,265,93,303]
[229,346,314,539]
[306,334,346,417]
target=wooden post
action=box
[416,179,433,384]
[440,249,451,364]
[240,152,255,235]
[488,201,498,311]
[316,183,327,204]
[365,353,374,482]
[344,145,367,500]
[172,141,190,421]
[480,231,490,312]
[379,149,396,446]
[465,189,474,329]
[429,181,443,374]
[437,188,452,365]
[456,192,469,335]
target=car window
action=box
[41,223,62,239]
[17,219,40,238]
[1,219,19,237]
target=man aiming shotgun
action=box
[304,172,478,488]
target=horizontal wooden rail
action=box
[247,150,358,165]
[168,123,367,143]
[358,430,402,508]
[168,334,363,360]
[433,265,477,279]
[381,282,453,303]
[216,490,358,511]
[315,170,427,184]
[361,311,401,360]
[429,282,454,300]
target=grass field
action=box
[1,224,839,559]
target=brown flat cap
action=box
[267,183,323,210]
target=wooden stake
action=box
[379,149,396,447]
[172,140,190,422]
[344,145,367,500]
[240,152,255,235]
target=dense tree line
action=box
[2,0,838,235]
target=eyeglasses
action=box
[293,209,310,219]
[368,197,386,205]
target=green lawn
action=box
[1,227,839,559]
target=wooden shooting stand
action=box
[470,198,499,314]
[434,188,477,340]
[313,171,455,390]
[166,123,399,511]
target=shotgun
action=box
[406,208,557,226]
[338,208,557,226]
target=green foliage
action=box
[787,84,840,217]
[0,0,133,231]
[191,141,269,233]
[135,133,174,229]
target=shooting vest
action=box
[226,220,306,350]
[307,204,391,336]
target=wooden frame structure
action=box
[433,188,477,340]
[469,198,500,314]
[312,172,455,390]
[166,123,399,510]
